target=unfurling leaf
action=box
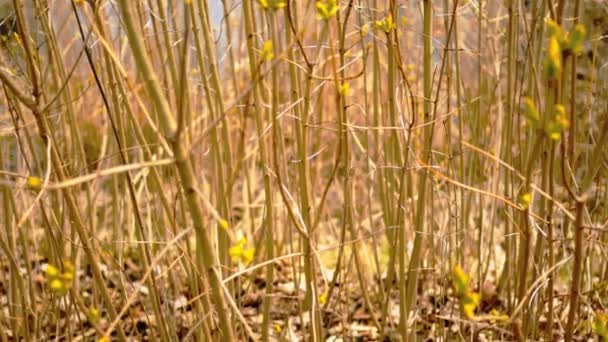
[452,265,470,296]
[567,24,586,55]
[316,0,339,21]
[339,82,350,97]
[229,237,255,266]
[593,311,608,340]
[461,292,480,319]
[545,36,562,79]
[375,15,396,33]
[218,218,230,231]
[519,192,532,209]
[261,40,275,62]
[257,0,286,11]
[545,104,569,141]
[546,19,565,44]
[522,97,540,128]
[27,176,43,190]
[45,262,74,296]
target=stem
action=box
[564,201,584,342]
[114,0,234,339]
[404,1,433,339]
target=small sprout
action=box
[566,24,586,55]
[593,281,608,293]
[489,309,509,323]
[218,218,230,231]
[522,97,540,128]
[545,104,569,141]
[241,248,254,265]
[64,261,75,276]
[546,122,562,141]
[49,279,65,292]
[13,32,22,45]
[545,19,565,44]
[544,21,586,77]
[545,36,562,79]
[593,311,608,340]
[375,15,396,33]
[257,0,287,11]
[519,192,532,209]
[45,264,60,278]
[554,104,570,130]
[261,40,275,62]
[452,265,470,296]
[316,0,339,21]
[319,291,328,305]
[98,337,110,342]
[273,324,282,333]
[229,237,255,266]
[45,261,75,296]
[61,270,75,282]
[338,82,350,97]
[452,265,479,319]
[461,292,480,319]
[27,176,43,190]
[360,23,371,37]
[88,307,101,324]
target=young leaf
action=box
[554,104,569,130]
[452,265,470,296]
[229,237,255,265]
[27,176,43,190]
[546,19,565,44]
[593,312,608,340]
[339,82,350,97]
[545,36,562,79]
[257,0,286,11]
[262,40,275,62]
[461,292,480,319]
[218,218,230,231]
[567,24,586,55]
[519,192,532,209]
[375,15,396,33]
[316,0,339,21]
[522,97,540,128]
